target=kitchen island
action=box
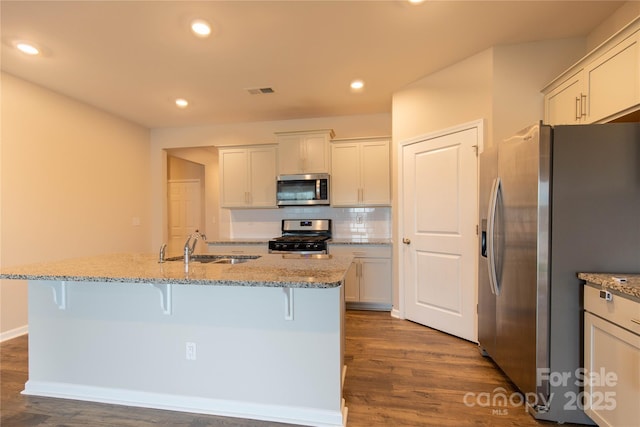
[0,253,352,427]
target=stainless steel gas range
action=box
[268,219,331,254]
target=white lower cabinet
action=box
[583,285,640,427]
[329,244,391,310]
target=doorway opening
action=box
[166,154,206,253]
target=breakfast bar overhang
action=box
[0,253,353,427]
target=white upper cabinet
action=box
[544,69,586,124]
[585,30,639,122]
[543,18,640,124]
[331,137,391,207]
[276,129,334,174]
[219,145,277,208]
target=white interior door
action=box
[401,124,479,342]
[168,180,202,252]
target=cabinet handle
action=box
[599,290,612,301]
[575,96,581,120]
[580,94,587,118]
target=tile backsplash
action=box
[219,206,391,239]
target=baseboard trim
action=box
[345,302,391,311]
[22,380,345,427]
[390,308,403,319]
[0,325,28,343]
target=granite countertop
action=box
[329,238,392,245]
[0,253,353,288]
[207,238,392,245]
[578,272,640,301]
[207,239,269,245]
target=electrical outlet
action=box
[185,342,197,360]
[356,215,363,224]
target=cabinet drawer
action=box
[584,285,640,335]
[329,244,391,258]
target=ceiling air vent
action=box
[246,87,275,95]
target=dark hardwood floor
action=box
[1,310,584,426]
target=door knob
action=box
[402,238,411,245]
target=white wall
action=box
[392,49,495,144]
[0,73,151,339]
[492,39,586,148]
[586,1,640,51]
[390,38,586,313]
[150,113,392,249]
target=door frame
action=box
[396,119,484,320]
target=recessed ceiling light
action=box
[350,80,364,91]
[14,41,40,55]
[191,19,211,37]
[408,0,425,4]
[175,98,189,108]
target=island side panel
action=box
[25,280,345,426]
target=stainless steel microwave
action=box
[276,173,330,206]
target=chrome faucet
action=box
[183,230,206,265]
[158,243,167,263]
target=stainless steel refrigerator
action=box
[478,122,640,424]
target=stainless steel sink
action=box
[211,257,251,264]
[164,255,260,264]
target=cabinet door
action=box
[361,140,390,206]
[584,312,640,427]
[343,261,359,302]
[544,70,585,125]
[220,148,248,207]
[248,147,277,207]
[303,134,330,173]
[277,135,302,175]
[585,31,640,122]
[330,143,360,206]
[359,258,392,304]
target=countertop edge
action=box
[578,272,640,302]
[0,273,343,288]
[206,239,393,246]
[328,239,392,245]
[0,253,352,289]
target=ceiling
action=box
[1,1,626,129]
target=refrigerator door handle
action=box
[486,177,501,296]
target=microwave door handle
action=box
[315,180,320,200]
